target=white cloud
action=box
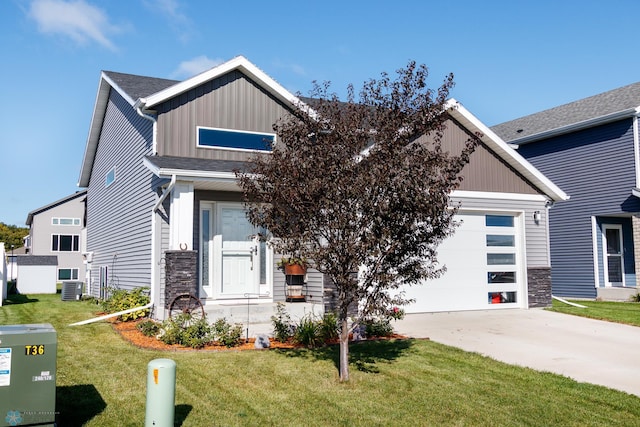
[29,0,121,50]
[272,59,307,76]
[170,56,225,79]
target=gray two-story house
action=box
[78,56,566,323]
[25,190,87,284]
[493,82,640,300]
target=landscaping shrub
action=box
[158,314,214,348]
[101,287,150,321]
[136,319,160,337]
[271,302,294,342]
[212,318,244,348]
[630,293,640,302]
[318,311,339,343]
[294,314,322,348]
[363,318,394,338]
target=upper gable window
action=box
[52,218,81,226]
[105,167,116,187]
[197,127,275,152]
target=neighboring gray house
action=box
[77,56,566,322]
[492,82,640,300]
[25,190,87,284]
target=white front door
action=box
[200,202,271,300]
[603,224,624,287]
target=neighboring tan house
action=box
[492,82,640,300]
[25,190,87,285]
[77,56,566,322]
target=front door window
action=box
[200,202,271,300]
[603,224,624,287]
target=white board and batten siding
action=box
[402,194,549,313]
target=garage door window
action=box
[488,291,517,304]
[488,272,515,283]
[486,234,515,246]
[485,215,514,227]
[487,253,516,264]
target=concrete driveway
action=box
[394,309,640,397]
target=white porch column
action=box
[169,181,195,250]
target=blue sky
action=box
[1,0,638,227]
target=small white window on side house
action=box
[105,167,116,187]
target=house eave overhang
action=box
[142,157,242,191]
[139,55,314,117]
[445,99,569,202]
[78,72,137,188]
[509,107,640,146]
[25,190,88,226]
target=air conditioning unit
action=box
[61,281,83,301]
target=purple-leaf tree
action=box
[237,61,479,381]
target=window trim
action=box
[52,217,81,226]
[196,126,276,153]
[51,234,80,252]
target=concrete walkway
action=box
[394,309,640,397]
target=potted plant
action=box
[277,257,308,276]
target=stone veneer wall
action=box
[527,267,552,308]
[164,250,198,309]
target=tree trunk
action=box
[339,317,350,382]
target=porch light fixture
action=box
[533,211,541,224]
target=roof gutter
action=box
[511,108,639,146]
[135,99,158,155]
[69,176,175,327]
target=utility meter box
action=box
[0,324,57,427]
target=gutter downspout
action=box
[135,99,158,155]
[69,176,177,327]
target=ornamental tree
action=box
[237,61,479,381]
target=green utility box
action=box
[0,324,57,427]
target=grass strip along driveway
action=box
[548,298,640,326]
[1,293,639,426]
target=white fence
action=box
[1,243,6,305]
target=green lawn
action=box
[548,298,640,326]
[2,293,640,426]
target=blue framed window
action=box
[197,127,275,152]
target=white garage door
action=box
[403,211,525,313]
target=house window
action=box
[52,234,80,252]
[105,167,116,187]
[58,268,79,280]
[52,218,81,226]
[197,126,275,152]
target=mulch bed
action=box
[111,318,407,352]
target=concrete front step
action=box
[596,287,639,301]
[202,301,325,338]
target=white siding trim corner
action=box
[591,216,600,288]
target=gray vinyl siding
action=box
[517,119,640,297]
[86,88,155,295]
[155,70,291,160]
[451,196,551,267]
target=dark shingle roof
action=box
[16,255,58,266]
[26,190,87,226]
[145,155,250,173]
[103,71,179,101]
[492,81,640,143]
